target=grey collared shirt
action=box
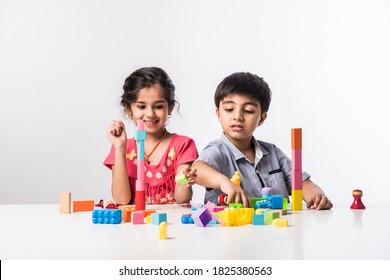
[196,133,310,204]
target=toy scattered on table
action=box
[218,193,228,206]
[192,208,213,227]
[59,192,71,214]
[272,218,288,227]
[95,199,119,209]
[135,119,146,211]
[181,214,194,224]
[159,222,167,240]
[92,209,122,224]
[291,128,303,211]
[132,211,145,224]
[151,212,167,225]
[175,173,188,185]
[230,171,241,186]
[73,200,95,212]
[261,187,272,199]
[350,189,366,210]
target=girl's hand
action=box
[220,178,250,208]
[107,120,127,149]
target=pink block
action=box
[292,149,302,170]
[137,120,144,130]
[292,169,302,190]
[132,211,145,224]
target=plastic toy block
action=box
[264,211,280,225]
[291,128,302,149]
[212,207,225,212]
[214,208,254,226]
[283,197,288,210]
[191,208,213,227]
[205,201,217,212]
[255,208,264,215]
[350,189,366,209]
[292,169,303,190]
[132,211,145,224]
[270,195,283,209]
[191,202,204,211]
[73,200,94,212]
[229,203,242,209]
[159,222,167,240]
[254,200,270,209]
[250,197,265,208]
[146,215,152,223]
[122,207,135,222]
[175,174,188,185]
[151,212,167,225]
[218,194,228,205]
[211,214,225,226]
[261,187,272,199]
[276,209,288,215]
[59,192,71,214]
[230,171,241,186]
[292,149,302,170]
[92,209,122,224]
[272,218,288,227]
[291,190,303,211]
[141,209,156,217]
[252,214,265,225]
[134,130,146,141]
[181,214,194,224]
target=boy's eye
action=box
[224,108,234,112]
[244,110,254,114]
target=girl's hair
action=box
[121,67,177,111]
[214,72,272,113]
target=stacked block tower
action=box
[291,128,303,211]
[135,120,146,211]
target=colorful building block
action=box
[291,190,303,211]
[252,214,265,225]
[73,200,94,212]
[291,128,302,149]
[264,211,280,225]
[272,218,288,227]
[59,192,71,214]
[175,174,188,185]
[159,222,167,240]
[191,208,212,227]
[135,120,146,211]
[181,214,194,224]
[92,209,122,224]
[214,208,254,226]
[151,212,167,225]
[270,195,283,209]
[132,211,145,224]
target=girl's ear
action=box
[258,112,267,126]
[125,108,133,119]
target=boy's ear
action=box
[258,112,267,126]
[215,107,222,123]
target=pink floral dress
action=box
[104,134,198,204]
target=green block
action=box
[264,211,280,225]
[229,203,242,209]
[175,174,188,185]
[283,197,288,210]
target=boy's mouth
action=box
[231,124,244,131]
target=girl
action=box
[104,67,198,205]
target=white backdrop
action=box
[1,0,389,205]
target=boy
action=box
[193,72,333,210]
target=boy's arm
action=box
[174,163,195,204]
[192,160,251,207]
[302,179,333,210]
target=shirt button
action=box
[256,170,260,174]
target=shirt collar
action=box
[220,133,264,163]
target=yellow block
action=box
[214,208,254,226]
[291,189,302,211]
[159,222,167,240]
[272,218,288,227]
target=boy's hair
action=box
[121,67,177,110]
[214,72,272,113]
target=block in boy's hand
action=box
[175,174,188,185]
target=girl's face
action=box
[128,84,172,135]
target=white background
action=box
[1,0,389,205]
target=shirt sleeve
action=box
[175,137,199,167]
[196,142,225,173]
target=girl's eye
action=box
[155,105,164,109]
[137,105,145,109]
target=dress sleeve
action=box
[175,137,199,167]
[103,144,115,170]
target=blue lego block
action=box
[255,200,270,209]
[92,209,122,224]
[270,195,283,209]
[181,215,194,224]
[151,212,167,225]
[252,214,265,225]
[134,130,146,141]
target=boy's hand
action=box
[107,120,127,149]
[220,179,250,207]
[306,193,333,210]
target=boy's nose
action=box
[233,111,243,121]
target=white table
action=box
[0,203,389,260]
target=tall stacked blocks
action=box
[291,128,303,211]
[135,120,146,211]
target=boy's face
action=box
[216,94,267,143]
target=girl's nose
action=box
[145,106,155,117]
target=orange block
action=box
[73,200,95,212]
[121,206,135,222]
[291,128,302,149]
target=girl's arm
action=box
[108,120,131,204]
[302,179,333,210]
[174,163,195,204]
[192,160,251,207]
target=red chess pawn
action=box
[350,189,366,209]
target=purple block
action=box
[191,208,212,227]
